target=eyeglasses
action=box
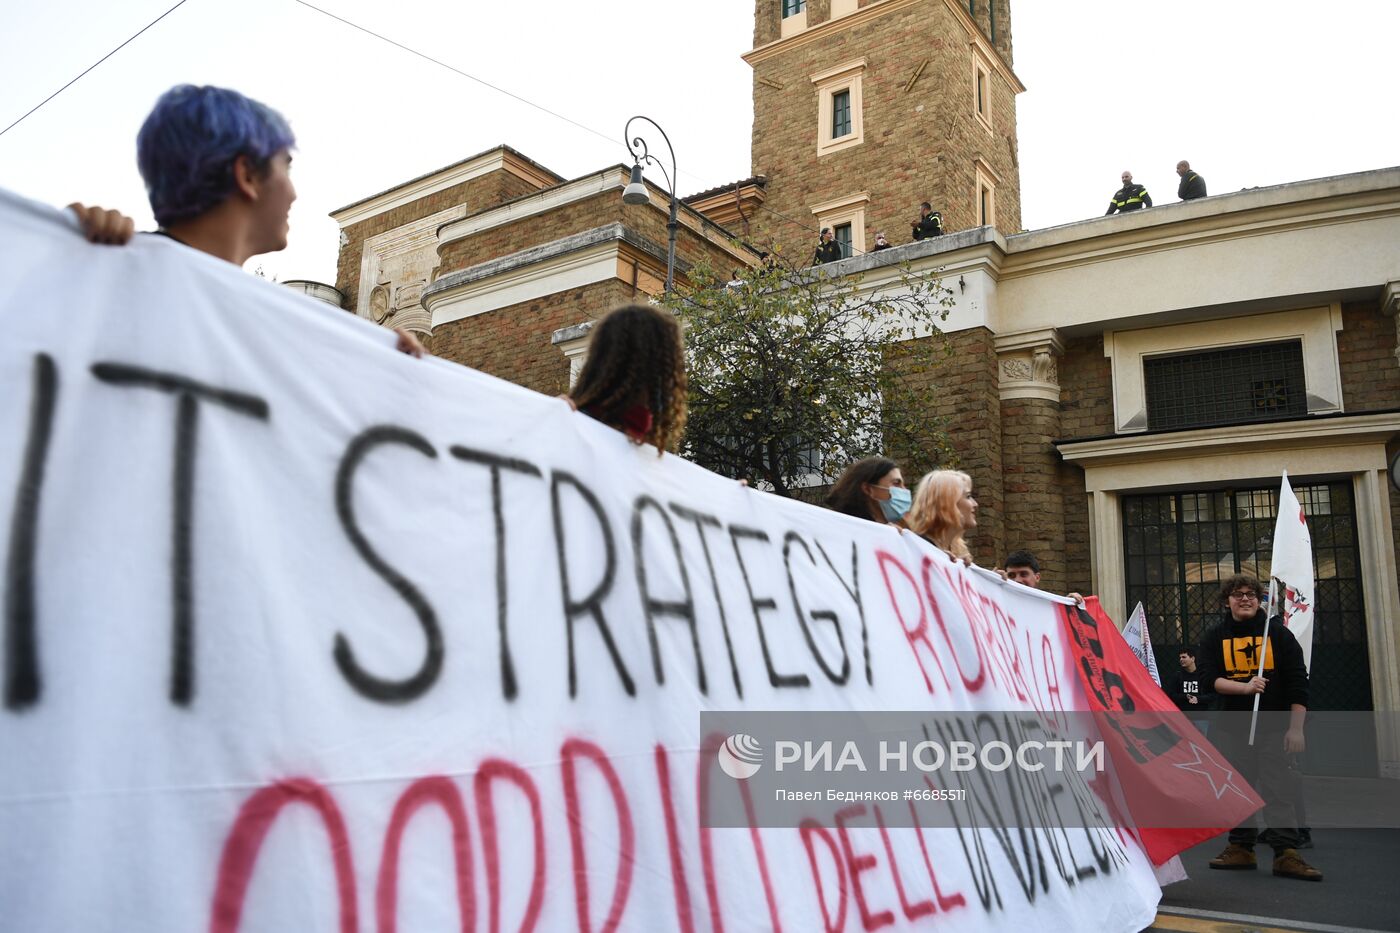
[1228,591,1260,601]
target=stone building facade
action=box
[746,0,1022,261]
[320,0,1400,777]
[333,147,562,340]
[825,171,1400,778]
[331,152,754,395]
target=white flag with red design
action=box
[1120,601,1162,687]
[1270,471,1316,670]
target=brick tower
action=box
[745,0,1022,261]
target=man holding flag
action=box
[1196,573,1322,881]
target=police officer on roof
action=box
[1106,170,1153,214]
[813,227,843,264]
[911,201,943,239]
[1177,160,1208,200]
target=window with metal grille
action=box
[783,0,806,17]
[1123,481,1373,773]
[833,223,852,259]
[832,90,852,138]
[1144,340,1306,430]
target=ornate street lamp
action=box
[622,115,679,294]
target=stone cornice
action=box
[330,147,560,229]
[801,224,1006,291]
[437,166,755,264]
[503,155,564,191]
[423,224,671,330]
[281,280,345,309]
[686,185,767,229]
[1001,167,1400,280]
[1383,281,1400,317]
[551,320,595,346]
[425,222,674,305]
[1056,411,1400,469]
[1383,282,1400,364]
[685,181,766,215]
[994,328,1064,356]
[809,57,868,85]
[973,155,1003,184]
[438,168,626,246]
[810,190,872,215]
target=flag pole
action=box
[1248,577,1278,746]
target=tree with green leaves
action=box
[660,253,956,497]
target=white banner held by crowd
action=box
[1269,471,1316,670]
[0,190,1163,932]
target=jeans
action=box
[1212,725,1300,852]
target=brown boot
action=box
[1272,848,1323,882]
[1208,843,1257,870]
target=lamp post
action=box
[621,115,678,294]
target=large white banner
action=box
[0,190,1161,932]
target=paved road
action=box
[1148,830,1399,932]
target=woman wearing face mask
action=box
[825,457,911,526]
[907,469,979,561]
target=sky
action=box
[2,0,1397,285]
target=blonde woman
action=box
[907,469,979,562]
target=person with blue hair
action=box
[134,84,298,265]
[73,84,294,266]
[69,84,423,355]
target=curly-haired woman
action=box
[566,304,688,453]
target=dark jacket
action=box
[1106,183,1152,214]
[1196,609,1309,714]
[1168,666,1215,715]
[1178,171,1207,201]
[912,211,943,239]
[813,239,843,264]
[872,239,892,251]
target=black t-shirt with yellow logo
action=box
[1196,608,1309,714]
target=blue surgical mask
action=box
[880,485,912,521]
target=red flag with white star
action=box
[1062,597,1264,865]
